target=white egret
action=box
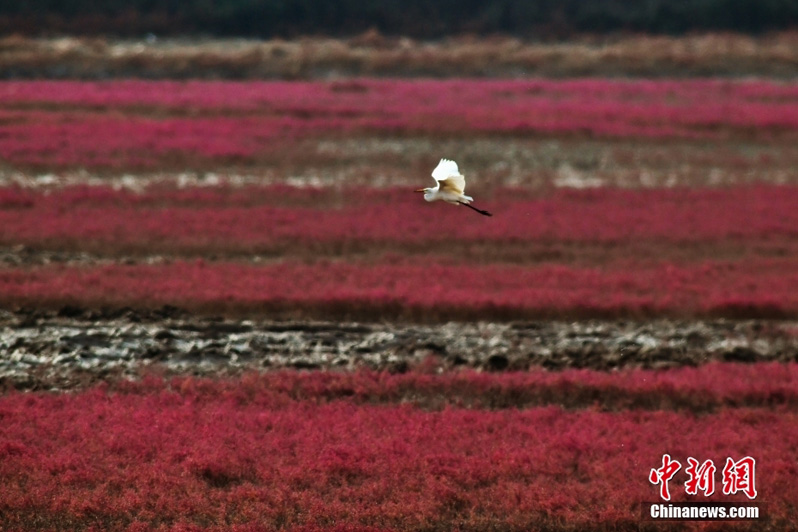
[415,159,492,216]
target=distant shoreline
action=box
[3,32,798,79]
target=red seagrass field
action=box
[2,43,798,531]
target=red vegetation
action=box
[3,79,795,532]
[120,361,798,411]
[1,184,797,256]
[2,79,798,168]
[2,184,797,319]
[0,366,794,530]
[1,256,797,319]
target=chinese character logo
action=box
[649,454,682,501]
[722,456,757,499]
[650,455,757,500]
[685,457,716,496]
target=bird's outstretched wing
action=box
[431,158,466,194]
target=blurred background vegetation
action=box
[3,0,797,38]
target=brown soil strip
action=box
[4,33,798,79]
[2,238,796,268]
[2,308,796,398]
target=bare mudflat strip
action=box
[2,308,795,390]
[4,33,798,79]
[4,137,798,190]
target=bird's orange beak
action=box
[414,188,426,193]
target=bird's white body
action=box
[415,158,492,216]
[421,159,474,204]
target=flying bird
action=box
[415,159,492,216]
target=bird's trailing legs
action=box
[458,201,492,216]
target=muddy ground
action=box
[2,307,796,391]
[4,33,798,79]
